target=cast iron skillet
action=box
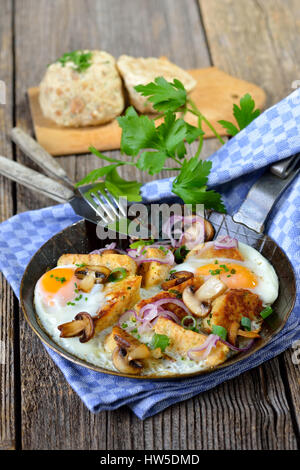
[20,210,296,379]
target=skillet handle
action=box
[10,127,74,187]
[0,155,74,203]
[233,154,300,233]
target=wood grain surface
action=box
[0,0,17,450]
[0,0,299,450]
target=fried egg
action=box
[34,265,106,323]
[172,242,279,305]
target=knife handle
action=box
[233,154,300,233]
[10,127,74,187]
[0,155,74,203]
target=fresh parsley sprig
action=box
[77,77,261,212]
[218,93,260,136]
[56,50,93,73]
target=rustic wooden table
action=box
[0,0,299,450]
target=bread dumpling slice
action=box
[39,50,124,127]
[117,55,197,113]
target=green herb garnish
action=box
[219,93,260,136]
[129,239,154,249]
[108,267,128,282]
[50,275,66,284]
[241,316,251,331]
[212,325,228,341]
[260,306,273,319]
[174,245,190,263]
[57,50,93,73]
[151,333,170,352]
[169,289,182,299]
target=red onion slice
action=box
[187,334,219,361]
[214,235,238,250]
[118,309,136,327]
[219,338,255,352]
[139,298,191,319]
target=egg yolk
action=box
[39,267,76,306]
[41,268,75,293]
[196,262,257,289]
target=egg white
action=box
[172,242,279,306]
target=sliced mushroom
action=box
[75,265,111,292]
[228,320,240,345]
[58,312,95,343]
[112,347,143,375]
[204,219,215,241]
[182,218,215,247]
[182,277,227,318]
[113,326,150,361]
[194,276,227,302]
[161,271,194,290]
[182,286,212,317]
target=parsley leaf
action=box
[172,157,226,212]
[218,120,239,137]
[137,150,167,175]
[135,77,187,112]
[117,108,202,174]
[219,93,260,136]
[117,107,158,156]
[57,50,93,73]
[75,164,120,187]
[151,333,170,352]
[105,168,142,202]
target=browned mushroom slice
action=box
[161,271,194,291]
[182,277,227,318]
[58,312,95,343]
[75,265,111,292]
[112,326,150,361]
[182,217,215,246]
[204,219,215,241]
[112,347,143,375]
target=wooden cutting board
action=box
[28,66,266,156]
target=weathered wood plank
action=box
[200,0,300,106]
[0,0,16,450]
[12,0,299,450]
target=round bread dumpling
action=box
[117,55,197,113]
[39,50,124,127]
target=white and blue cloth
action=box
[0,89,299,419]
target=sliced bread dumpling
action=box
[117,55,197,113]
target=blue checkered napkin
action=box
[0,89,300,420]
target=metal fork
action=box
[1,127,128,227]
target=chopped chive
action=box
[241,316,251,331]
[212,324,227,341]
[260,306,273,319]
